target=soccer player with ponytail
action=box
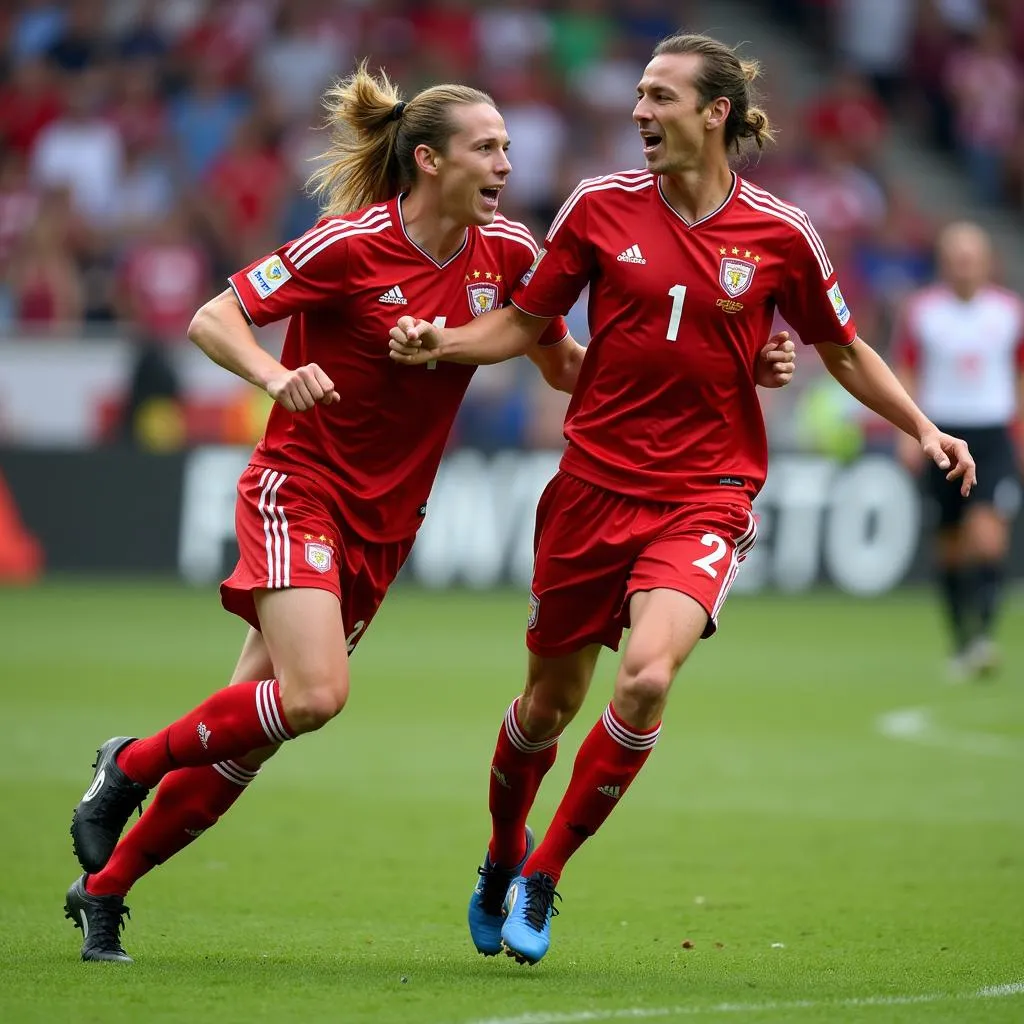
[62,62,584,962]
[389,34,976,965]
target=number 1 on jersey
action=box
[666,284,687,342]
[427,316,447,369]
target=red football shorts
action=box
[527,471,757,657]
[220,463,414,651]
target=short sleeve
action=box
[776,218,857,347]
[228,220,351,327]
[512,189,595,319]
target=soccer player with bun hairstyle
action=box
[389,33,977,965]
[62,61,596,963]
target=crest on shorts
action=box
[467,281,499,317]
[719,257,756,297]
[527,591,540,629]
[305,542,333,574]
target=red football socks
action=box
[487,699,559,868]
[524,703,661,883]
[85,761,259,898]
[117,679,293,788]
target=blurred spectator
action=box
[45,0,110,73]
[9,1,66,63]
[196,106,289,272]
[944,18,1023,204]
[114,203,209,444]
[833,0,916,104]
[7,189,84,333]
[475,0,552,72]
[29,66,124,227]
[168,54,248,183]
[0,151,42,278]
[549,0,615,76]
[114,0,171,62]
[804,68,888,170]
[254,0,350,122]
[0,55,64,156]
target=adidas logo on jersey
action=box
[378,285,408,305]
[597,784,622,799]
[616,244,646,264]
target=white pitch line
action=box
[464,982,1024,1024]
[877,707,1023,759]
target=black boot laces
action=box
[477,863,515,916]
[522,873,560,932]
[90,899,131,946]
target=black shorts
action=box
[925,424,1022,528]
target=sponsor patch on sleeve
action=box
[246,255,292,298]
[827,282,851,326]
[519,248,546,287]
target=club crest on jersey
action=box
[468,281,499,317]
[527,591,540,629]
[719,257,756,298]
[304,542,333,574]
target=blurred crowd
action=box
[0,0,1020,451]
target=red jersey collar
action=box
[657,172,738,229]
[394,193,469,268]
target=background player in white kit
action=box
[895,222,1024,679]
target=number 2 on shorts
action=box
[692,533,727,578]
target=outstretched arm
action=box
[527,334,587,394]
[188,288,338,412]
[389,305,551,366]
[815,336,976,494]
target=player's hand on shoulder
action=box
[920,429,977,497]
[389,316,443,365]
[266,363,339,412]
[755,331,795,388]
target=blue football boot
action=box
[500,870,560,965]
[468,827,534,956]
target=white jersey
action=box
[896,284,1024,427]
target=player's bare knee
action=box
[616,662,673,716]
[279,675,349,732]
[520,683,585,740]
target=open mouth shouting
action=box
[640,130,663,158]
[479,185,503,210]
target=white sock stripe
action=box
[212,760,259,786]
[256,679,290,744]
[254,679,276,743]
[601,706,661,751]
[221,758,259,779]
[503,702,558,753]
[263,678,290,740]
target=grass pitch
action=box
[1,581,1022,1023]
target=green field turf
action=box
[1,581,1022,1024]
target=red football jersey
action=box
[513,170,857,504]
[230,196,567,541]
